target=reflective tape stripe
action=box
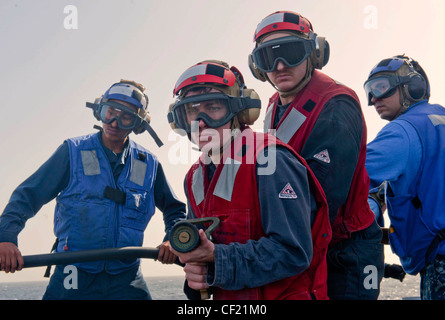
[255,12,285,36]
[263,102,275,132]
[108,85,136,98]
[175,64,207,91]
[213,158,242,201]
[80,150,100,176]
[129,159,147,186]
[106,84,147,107]
[191,165,205,206]
[276,108,307,144]
[428,114,445,126]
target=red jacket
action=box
[264,70,375,243]
[186,128,331,299]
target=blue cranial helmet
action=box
[364,55,430,106]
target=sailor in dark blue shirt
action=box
[365,55,445,299]
[0,80,186,300]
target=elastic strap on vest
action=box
[44,238,59,278]
[104,186,126,204]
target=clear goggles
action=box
[98,101,142,130]
[364,75,409,105]
[251,36,315,72]
[169,93,246,133]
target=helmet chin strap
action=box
[393,85,411,120]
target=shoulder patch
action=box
[313,149,331,164]
[279,183,298,199]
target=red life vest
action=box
[264,70,375,243]
[186,127,331,300]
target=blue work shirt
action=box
[366,100,445,274]
[366,103,423,224]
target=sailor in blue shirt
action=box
[364,55,445,299]
[0,80,186,299]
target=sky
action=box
[1,0,444,284]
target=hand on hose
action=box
[183,263,209,291]
[384,263,406,282]
[170,229,215,264]
[156,240,178,264]
[0,242,24,273]
[170,229,215,291]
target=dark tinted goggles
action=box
[364,75,409,105]
[169,93,248,133]
[98,102,141,130]
[251,36,316,72]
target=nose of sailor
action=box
[276,60,287,72]
[371,95,379,104]
[198,118,208,129]
[109,118,119,128]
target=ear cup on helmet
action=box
[131,98,151,135]
[168,102,178,130]
[93,109,101,121]
[167,102,187,136]
[237,88,261,125]
[248,54,268,82]
[410,59,430,100]
[132,117,147,135]
[311,36,330,70]
[404,74,427,102]
[397,56,428,103]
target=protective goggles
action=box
[251,36,315,72]
[168,93,255,133]
[364,75,409,105]
[97,101,142,130]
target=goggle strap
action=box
[236,96,261,112]
[86,102,97,109]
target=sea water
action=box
[0,275,420,300]
[0,276,186,300]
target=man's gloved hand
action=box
[384,263,406,282]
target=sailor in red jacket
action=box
[167,60,331,300]
[249,11,384,299]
